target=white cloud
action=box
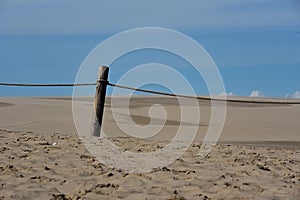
[250,90,264,97]
[219,91,234,97]
[286,91,300,98]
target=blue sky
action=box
[0,0,299,97]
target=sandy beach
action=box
[0,96,299,199]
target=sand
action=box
[0,96,300,199]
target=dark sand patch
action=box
[0,102,15,108]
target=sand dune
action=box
[1,96,299,143]
[0,96,299,199]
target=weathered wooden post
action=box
[92,66,109,137]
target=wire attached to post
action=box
[0,82,96,87]
[0,81,299,104]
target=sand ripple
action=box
[0,130,299,200]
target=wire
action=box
[108,83,206,99]
[1,81,300,104]
[0,82,96,87]
[108,83,300,104]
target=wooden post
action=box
[92,66,109,137]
